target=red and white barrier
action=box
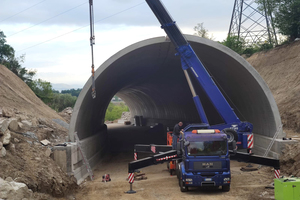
[134,152,137,161]
[156,155,177,162]
[247,134,254,149]
[274,169,280,179]
[151,145,156,153]
[128,173,134,183]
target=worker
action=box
[172,121,184,149]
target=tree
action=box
[0,30,36,83]
[256,0,300,41]
[61,88,82,97]
[194,23,215,40]
[220,35,246,54]
[0,31,14,63]
[50,93,77,112]
[30,79,54,104]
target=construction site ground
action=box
[73,152,277,200]
[1,40,300,199]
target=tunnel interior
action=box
[69,35,282,159]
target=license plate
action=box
[205,178,212,181]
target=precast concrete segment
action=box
[69,35,283,157]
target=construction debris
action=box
[40,139,51,146]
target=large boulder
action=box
[8,118,19,132]
[2,130,11,145]
[21,120,32,130]
[0,177,33,200]
[0,118,9,135]
[2,107,14,118]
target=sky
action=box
[0,0,235,89]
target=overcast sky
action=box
[0,0,235,89]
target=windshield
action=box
[187,140,227,156]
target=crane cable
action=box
[89,0,96,99]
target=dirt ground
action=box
[73,152,275,200]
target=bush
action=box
[105,102,129,121]
[49,93,77,112]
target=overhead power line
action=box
[16,2,145,53]
[8,1,88,37]
[0,0,48,23]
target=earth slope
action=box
[247,40,300,133]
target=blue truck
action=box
[126,0,279,194]
[178,127,231,192]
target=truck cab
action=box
[178,129,231,192]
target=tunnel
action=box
[68,35,283,175]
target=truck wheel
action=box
[222,185,230,192]
[179,179,188,192]
[223,128,238,143]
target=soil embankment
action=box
[247,40,300,133]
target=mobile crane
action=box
[145,0,254,149]
[125,0,280,193]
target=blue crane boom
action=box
[145,0,253,141]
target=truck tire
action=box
[222,184,230,192]
[223,128,238,143]
[179,179,188,192]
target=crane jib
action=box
[145,0,243,125]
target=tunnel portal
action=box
[69,35,283,176]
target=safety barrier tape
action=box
[156,155,177,162]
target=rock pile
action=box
[58,107,73,123]
[0,106,78,198]
[0,107,69,150]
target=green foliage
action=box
[220,35,245,54]
[30,79,54,104]
[49,93,77,112]
[61,88,82,97]
[194,23,215,40]
[29,79,77,111]
[256,0,300,41]
[52,89,60,94]
[221,35,274,56]
[105,102,129,121]
[0,30,35,83]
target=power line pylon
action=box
[228,0,277,46]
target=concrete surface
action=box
[68,35,285,182]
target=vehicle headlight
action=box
[223,178,230,181]
[186,178,193,181]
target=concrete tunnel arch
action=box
[69,35,283,169]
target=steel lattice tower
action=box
[228,0,277,46]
